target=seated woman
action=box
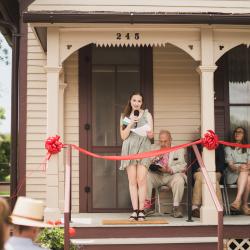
[225,127,250,215]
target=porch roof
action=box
[23,11,250,25]
[23,10,250,53]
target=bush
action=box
[0,134,10,181]
[37,227,77,250]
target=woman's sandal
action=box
[137,210,146,221]
[241,205,250,216]
[230,200,241,212]
[129,210,138,221]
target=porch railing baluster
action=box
[64,144,72,250]
[192,145,224,250]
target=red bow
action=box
[45,135,64,160]
[202,130,219,150]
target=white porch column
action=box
[44,27,62,221]
[197,28,218,224]
[59,76,67,210]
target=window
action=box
[228,45,250,142]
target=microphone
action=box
[134,110,139,128]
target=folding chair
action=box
[221,173,239,215]
[155,185,171,214]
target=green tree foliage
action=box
[0,133,10,181]
[0,107,5,120]
[0,33,11,181]
[0,37,9,65]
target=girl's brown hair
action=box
[0,198,11,250]
[122,91,144,119]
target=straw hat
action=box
[11,197,53,228]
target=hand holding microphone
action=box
[133,110,140,128]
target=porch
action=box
[23,5,250,234]
[67,212,250,249]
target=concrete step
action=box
[71,237,218,250]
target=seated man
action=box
[191,144,225,218]
[144,130,187,218]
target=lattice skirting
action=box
[224,239,250,250]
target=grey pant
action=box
[146,172,186,206]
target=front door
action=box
[79,45,153,212]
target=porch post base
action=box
[44,207,61,222]
[200,206,218,225]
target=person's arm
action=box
[227,161,239,173]
[146,112,154,139]
[225,146,238,172]
[120,115,136,141]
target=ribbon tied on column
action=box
[202,130,219,150]
[45,135,64,160]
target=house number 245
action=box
[116,33,140,40]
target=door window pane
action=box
[229,81,250,104]
[230,106,250,142]
[92,156,116,209]
[117,169,131,208]
[116,65,140,145]
[92,66,116,146]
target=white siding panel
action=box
[27,104,46,111]
[26,26,47,200]
[27,171,46,178]
[27,118,46,126]
[26,126,46,134]
[153,45,201,145]
[27,53,46,60]
[28,60,46,67]
[27,141,46,149]
[27,96,46,104]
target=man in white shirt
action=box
[144,130,187,218]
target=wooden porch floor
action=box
[66,213,249,249]
[66,213,250,227]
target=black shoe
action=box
[192,208,200,218]
[144,207,155,217]
[171,206,183,218]
[129,210,138,221]
[137,210,146,221]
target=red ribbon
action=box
[45,135,64,160]
[202,130,219,150]
[43,131,250,162]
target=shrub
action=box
[37,227,77,250]
[0,134,10,181]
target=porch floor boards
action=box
[67,213,250,227]
[67,213,249,247]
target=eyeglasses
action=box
[235,130,244,134]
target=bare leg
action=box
[127,165,138,210]
[137,164,148,210]
[234,171,249,203]
[242,175,250,207]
